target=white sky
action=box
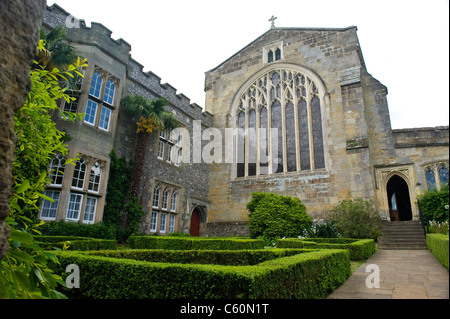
[51,0,449,129]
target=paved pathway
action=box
[328,250,449,299]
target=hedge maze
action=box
[41,236,375,299]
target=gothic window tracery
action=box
[235,68,325,177]
[423,162,449,190]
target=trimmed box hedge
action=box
[426,233,449,270]
[34,235,117,251]
[86,248,308,266]
[276,238,376,260]
[128,236,265,250]
[51,248,351,299]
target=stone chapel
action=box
[39,4,449,237]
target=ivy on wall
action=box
[103,150,144,242]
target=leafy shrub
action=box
[247,192,312,241]
[418,185,449,224]
[302,219,341,238]
[426,234,449,270]
[328,199,382,240]
[428,220,449,235]
[39,220,116,239]
[1,41,86,299]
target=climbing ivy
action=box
[103,150,145,242]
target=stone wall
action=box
[0,0,45,260]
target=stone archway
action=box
[386,175,412,221]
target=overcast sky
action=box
[51,0,449,129]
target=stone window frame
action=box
[66,192,83,222]
[149,182,180,234]
[39,190,61,221]
[83,196,98,224]
[82,66,119,133]
[157,129,183,167]
[49,153,66,186]
[263,41,284,65]
[230,63,327,179]
[40,152,107,224]
[62,66,86,114]
[422,161,449,191]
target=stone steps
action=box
[378,221,427,250]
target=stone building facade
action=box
[40,4,212,235]
[204,26,449,235]
[39,4,448,236]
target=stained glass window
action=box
[235,68,324,177]
[237,112,245,177]
[438,165,449,186]
[426,168,437,190]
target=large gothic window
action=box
[235,68,325,177]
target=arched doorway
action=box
[189,208,201,236]
[386,175,412,221]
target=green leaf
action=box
[9,229,33,244]
[8,250,34,263]
[33,268,44,283]
[37,192,54,202]
[15,180,31,194]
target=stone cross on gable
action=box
[269,15,277,29]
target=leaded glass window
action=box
[235,68,324,177]
[49,154,65,186]
[89,71,103,98]
[438,164,449,186]
[426,167,437,190]
[72,158,86,189]
[103,79,115,105]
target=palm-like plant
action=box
[121,95,179,197]
[36,26,78,71]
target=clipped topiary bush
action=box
[247,192,312,241]
[426,233,449,270]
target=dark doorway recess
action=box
[386,175,412,221]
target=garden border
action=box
[426,233,449,270]
[276,238,376,260]
[128,236,265,250]
[51,248,351,299]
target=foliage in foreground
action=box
[0,40,86,299]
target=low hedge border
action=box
[128,236,265,250]
[426,233,449,270]
[51,248,350,299]
[86,248,309,266]
[34,235,117,251]
[276,238,376,260]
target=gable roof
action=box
[206,26,360,74]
